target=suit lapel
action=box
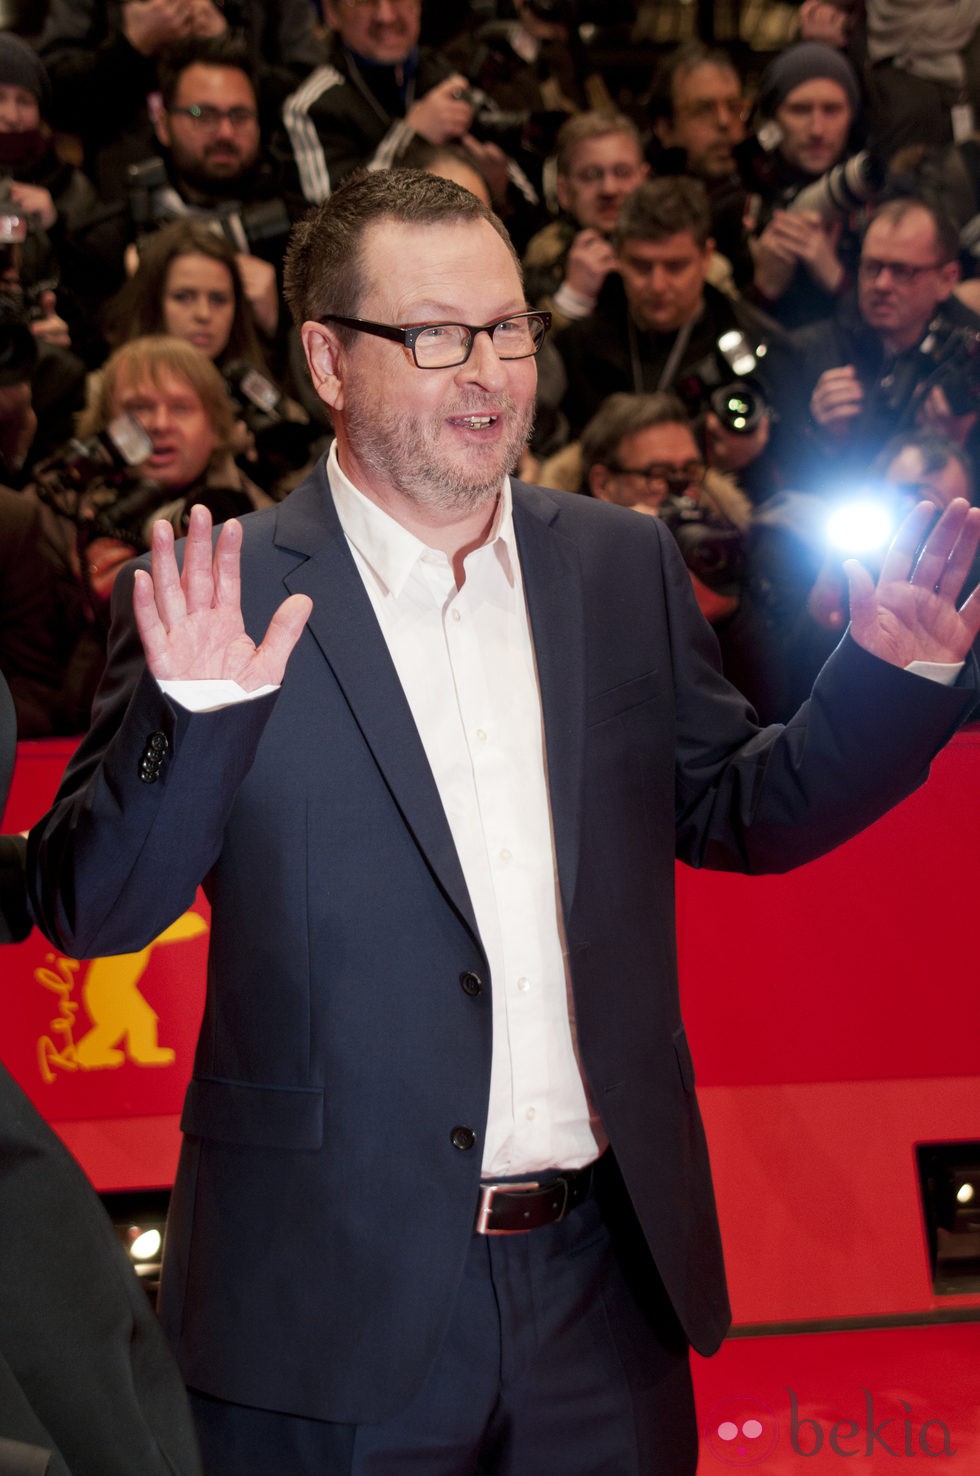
[512,484,586,920]
[272,468,480,940]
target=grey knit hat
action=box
[757,41,860,119]
[0,34,51,114]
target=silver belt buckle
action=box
[476,1179,540,1235]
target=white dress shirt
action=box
[327,446,604,1176]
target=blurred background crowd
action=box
[0,0,978,737]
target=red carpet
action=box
[692,1323,979,1471]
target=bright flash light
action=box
[129,1227,162,1261]
[826,499,895,555]
[717,329,757,377]
[956,1183,975,1205]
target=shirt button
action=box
[498,848,512,864]
[459,971,483,997]
[451,609,462,623]
[525,1107,536,1121]
[475,728,487,743]
[450,1125,476,1151]
[516,977,531,993]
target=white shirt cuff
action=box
[904,660,963,686]
[158,679,279,713]
[551,281,597,320]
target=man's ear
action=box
[301,320,346,412]
[555,173,571,216]
[589,463,615,501]
[936,259,960,303]
[153,108,171,150]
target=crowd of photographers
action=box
[0,0,979,738]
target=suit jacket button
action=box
[450,1126,476,1151]
[148,731,169,753]
[459,971,483,997]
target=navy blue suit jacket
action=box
[28,462,976,1424]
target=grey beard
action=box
[345,390,535,517]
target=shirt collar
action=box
[326,440,518,598]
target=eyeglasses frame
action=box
[318,311,553,369]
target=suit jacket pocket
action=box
[585,670,659,729]
[181,1077,324,1150]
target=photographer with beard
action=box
[38,0,320,204]
[73,36,296,335]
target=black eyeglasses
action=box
[168,104,258,130]
[610,461,705,498]
[320,311,551,369]
[858,257,944,286]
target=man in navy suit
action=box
[28,170,980,1474]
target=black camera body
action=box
[869,313,980,425]
[34,415,160,550]
[222,360,317,487]
[0,173,53,386]
[658,493,744,594]
[125,156,290,255]
[675,325,773,437]
[0,285,39,387]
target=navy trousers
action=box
[188,1162,698,1475]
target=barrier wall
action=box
[5,730,979,1328]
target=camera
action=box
[787,150,884,226]
[0,177,47,386]
[658,494,744,593]
[915,319,980,417]
[870,315,980,425]
[126,156,291,253]
[223,359,318,487]
[0,283,38,387]
[675,329,772,437]
[33,414,161,551]
[709,381,766,436]
[736,131,882,226]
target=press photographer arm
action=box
[752,209,845,301]
[0,382,37,478]
[810,363,864,437]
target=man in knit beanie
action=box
[0,33,98,264]
[756,41,860,168]
[744,40,864,330]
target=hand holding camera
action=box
[406,76,475,147]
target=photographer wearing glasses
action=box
[38,0,319,204]
[580,390,751,630]
[71,36,299,341]
[646,41,754,288]
[552,176,787,502]
[770,193,980,492]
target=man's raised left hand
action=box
[846,498,980,668]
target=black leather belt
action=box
[475,1165,595,1235]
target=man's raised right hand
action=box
[133,504,312,689]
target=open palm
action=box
[846,499,980,669]
[133,505,312,689]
